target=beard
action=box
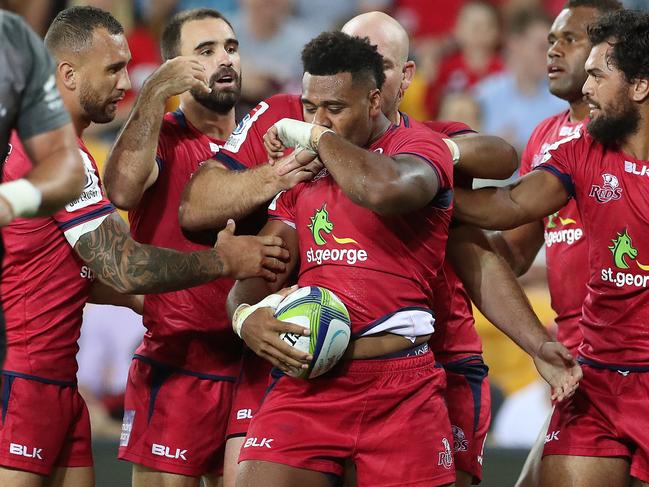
[587,91,640,147]
[79,81,116,124]
[192,69,242,114]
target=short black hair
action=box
[45,6,123,55]
[161,8,233,61]
[588,10,649,83]
[563,0,623,14]
[301,31,386,90]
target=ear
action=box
[58,61,77,91]
[401,60,417,93]
[630,77,649,103]
[368,88,382,116]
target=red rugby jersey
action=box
[537,127,649,368]
[1,134,115,381]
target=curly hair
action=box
[301,31,386,90]
[588,10,649,82]
[564,0,623,13]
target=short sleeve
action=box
[53,148,115,246]
[267,185,301,228]
[423,120,476,138]
[12,15,70,140]
[392,127,454,190]
[534,130,583,198]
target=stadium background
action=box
[4,0,649,484]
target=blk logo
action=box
[236,409,253,420]
[243,437,273,449]
[151,443,187,461]
[9,443,42,460]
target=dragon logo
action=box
[609,229,649,270]
[308,204,358,246]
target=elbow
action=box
[178,200,214,232]
[106,186,140,211]
[505,144,519,177]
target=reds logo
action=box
[589,173,622,203]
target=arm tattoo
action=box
[75,213,224,294]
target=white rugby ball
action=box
[275,286,351,379]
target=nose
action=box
[548,40,561,60]
[582,75,594,97]
[118,68,131,92]
[218,48,234,67]
[312,107,332,129]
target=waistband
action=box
[578,356,649,373]
[133,355,237,382]
[339,349,439,375]
[376,342,430,359]
[1,370,76,387]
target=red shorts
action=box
[443,356,491,484]
[239,352,456,486]
[543,363,649,483]
[118,356,236,477]
[226,347,272,440]
[0,372,92,475]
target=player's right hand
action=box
[145,56,211,99]
[215,219,289,281]
[273,150,324,190]
[241,287,312,373]
[533,341,583,402]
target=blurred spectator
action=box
[473,9,566,152]
[393,0,466,40]
[425,1,504,117]
[230,0,312,111]
[293,0,391,33]
[438,92,483,131]
[0,0,65,36]
[77,304,145,438]
[174,0,239,17]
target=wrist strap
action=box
[232,293,285,338]
[0,179,42,218]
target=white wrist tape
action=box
[232,293,285,338]
[274,118,333,152]
[444,138,461,166]
[0,179,42,218]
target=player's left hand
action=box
[533,341,582,402]
[273,149,324,185]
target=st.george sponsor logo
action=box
[243,437,273,449]
[9,443,43,460]
[589,173,622,203]
[305,204,367,265]
[601,228,649,288]
[544,211,583,248]
[152,443,187,461]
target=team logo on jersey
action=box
[451,425,469,453]
[589,173,622,203]
[308,204,358,246]
[544,211,583,248]
[305,204,367,265]
[438,437,454,469]
[601,228,649,288]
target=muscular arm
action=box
[488,222,545,276]
[21,123,85,215]
[448,224,551,355]
[75,213,227,294]
[102,83,163,209]
[453,170,570,230]
[316,131,441,215]
[179,150,321,232]
[453,133,518,180]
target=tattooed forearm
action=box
[75,213,224,294]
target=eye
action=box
[226,46,238,54]
[200,49,214,56]
[303,106,317,114]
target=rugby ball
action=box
[275,286,351,379]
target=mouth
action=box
[213,71,238,88]
[547,65,564,78]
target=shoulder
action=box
[421,119,476,137]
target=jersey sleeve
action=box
[392,127,454,190]
[534,130,583,198]
[10,14,70,140]
[423,120,476,138]
[53,148,116,247]
[267,184,302,228]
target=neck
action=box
[367,114,393,146]
[620,113,649,160]
[179,99,236,140]
[568,98,590,123]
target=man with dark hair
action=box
[225,31,578,487]
[102,7,300,487]
[0,6,287,487]
[477,1,622,485]
[0,10,85,368]
[454,9,649,487]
